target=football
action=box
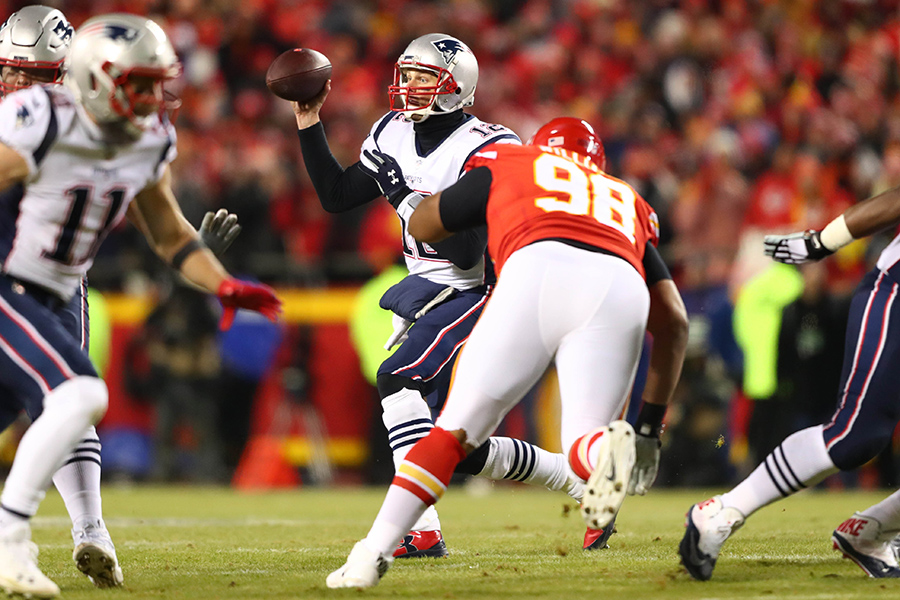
[265,48,332,103]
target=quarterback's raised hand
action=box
[763,230,835,264]
[216,278,282,331]
[199,209,241,256]
[360,149,413,205]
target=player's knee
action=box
[376,372,424,399]
[45,376,108,424]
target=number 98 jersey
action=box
[465,143,659,278]
[0,85,176,301]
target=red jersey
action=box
[464,143,659,277]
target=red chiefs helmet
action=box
[527,117,606,171]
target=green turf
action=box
[29,485,900,599]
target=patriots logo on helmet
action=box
[431,39,466,66]
[105,24,139,42]
[52,20,73,44]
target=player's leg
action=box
[49,279,123,587]
[550,251,649,534]
[0,281,108,598]
[681,268,900,580]
[328,251,557,588]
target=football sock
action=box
[0,506,28,530]
[52,426,103,526]
[478,437,582,500]
[363,428,466,557]
[860,489,900,531]
[0,377,107,519]
[381,387,440,533]
[568,427,609,481]
[721,425,837,517]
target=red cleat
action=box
[393,530,449,559]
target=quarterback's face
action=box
[401,68,438,108]
[126,74,164,117]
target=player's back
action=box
[0,84,176,300]
[465,143,659,277]
[361,112,519,289]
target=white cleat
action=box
[326,541,393,589]
[679,496,745,581]
[832,513,900,578]
[72,518,124,588]
[581,421,636,531]
[0,521,60,599]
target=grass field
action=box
[29,484,900,599]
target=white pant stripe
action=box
[0,293,76,380]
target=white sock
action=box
[52,426,103,527]
[721,425,837,517]
[860,489,900,531]
[478,437,581,500]
[0,377,107,519]
[381,388,439,532]
[363,485,430,557]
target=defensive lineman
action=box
[292,34,585,558]
[326,117,689,588]
[0,6,241,589]
[680,177,900,580]
[0,14,280,598]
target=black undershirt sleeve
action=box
[438,166,493,232]
[427,167,494,271]
[643,242,671,285]
[296,122,381,213]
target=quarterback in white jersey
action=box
[0,15,280,599]
[291,33,585,560]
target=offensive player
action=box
[326,117,689,588]
[680,176,900,580]
[291,34,587,558]
[0,5,242,589]
[0,14,281,598]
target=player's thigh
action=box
[436,258,554,446]
[0,279,97,419]
[378,287,489,390]
[552,255,650,452]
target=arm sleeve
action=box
[643,242,671,285]
[438,166,492,232]
[296,122,381,213]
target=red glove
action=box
[217,278,282,330]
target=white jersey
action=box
[0,84,176,301]
[360,112,519,290]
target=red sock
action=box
[392,427,467,506]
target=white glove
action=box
[763,230,833,264]
[384,313,412,350]
[628,434,661,496]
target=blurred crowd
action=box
[5,0,900,484]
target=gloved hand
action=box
[199,209,242,256]
[360,149,413,205]
[384,313,412,350]
[627,433,661,496]
[763,230,834,264]
[217,278,282,330]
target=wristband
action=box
[171,238,206,271]
[819,214,854,251]
[635,402,667,438]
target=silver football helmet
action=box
[65,14,181,139]
[0,5,73,94]
[388,33,478,121]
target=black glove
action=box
[763,229,834,264]
[361,149,414,205]
[199,209,242,256]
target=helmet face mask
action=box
[388,33,478,122]
[528,117,607,171]
[65,14,181,140]
[0,6,73,95]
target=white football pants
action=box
[436,241,649,455]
